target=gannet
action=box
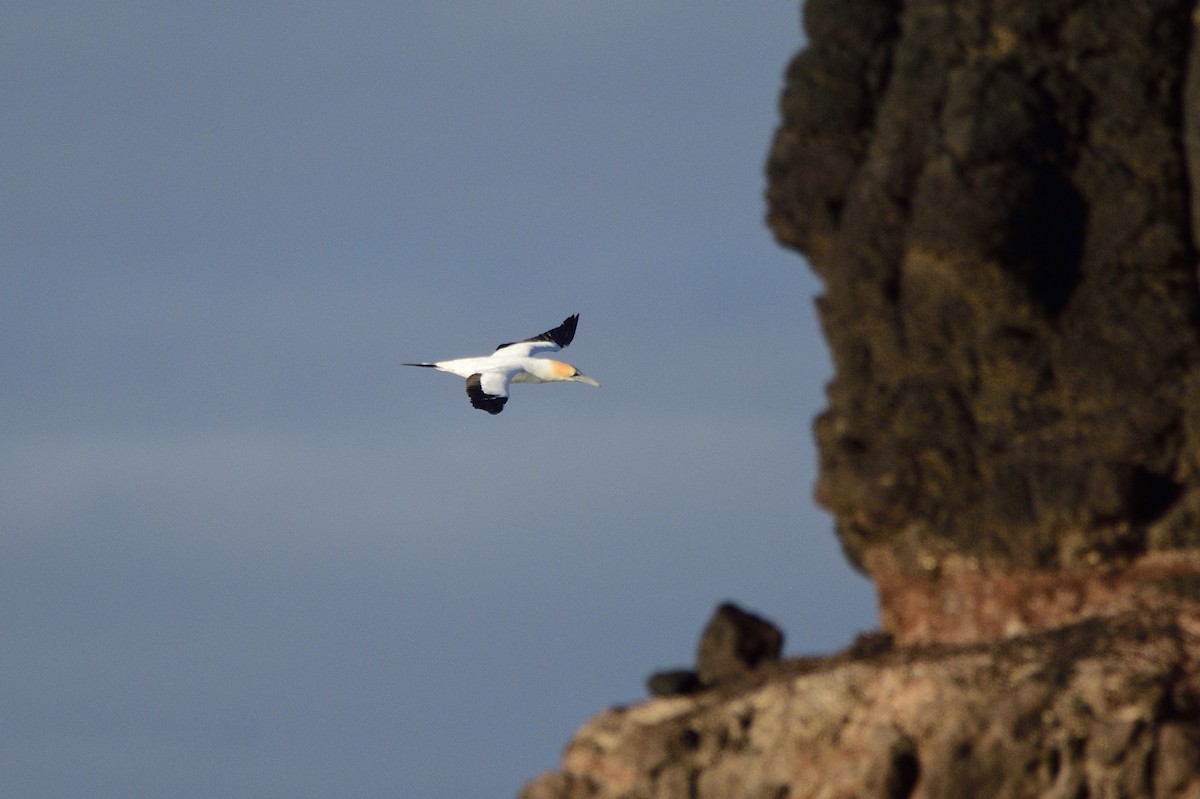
[405,314,600,414]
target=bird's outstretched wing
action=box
[493,314,579,357]
[465,370,511,414]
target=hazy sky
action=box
[3,4,878,796]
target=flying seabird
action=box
[405,314,600,414]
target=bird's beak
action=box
[575,374,600,387]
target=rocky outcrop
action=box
[519,0,1200,795]
[766,0,1200,594]
[647,603,785,698]
[522,605,1200,799]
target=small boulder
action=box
[645,669,703,697]
[696,602,784,685]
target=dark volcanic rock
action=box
[695,603,783,685]
[767,0,1200,578]
[645,669,702,698]
[646,603,785,698]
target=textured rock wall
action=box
[767,0,1200,580]
[521,606,1200,799]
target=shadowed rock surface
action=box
[695,603,783,686]
[519,1,1200,795]
[766,0,1200,585]
[646,603,784,697]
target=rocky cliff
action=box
[765,0,1200,645]
[523,607,1199,799]
[520,1,1200,796]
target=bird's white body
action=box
[405,314,599,414]
[430,355,572,383]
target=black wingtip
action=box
[495,313,581,352]
[404,363,437,368]
[543,313,579,349]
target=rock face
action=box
[519,1,1200,796]
[521,606,1200,799]
[766,0,1200,586]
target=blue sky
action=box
[3,4,877,796]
